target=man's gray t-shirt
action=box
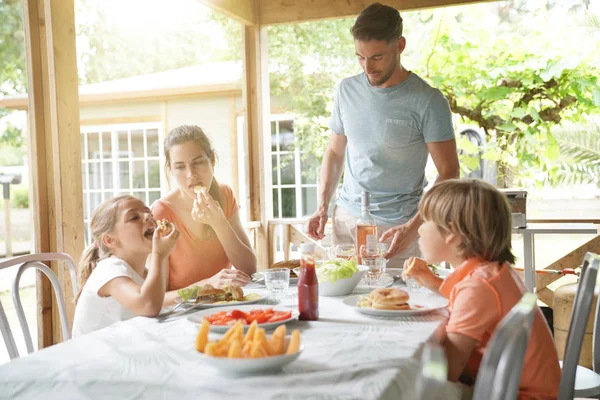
[328,72,455,226]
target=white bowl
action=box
[317,265,369,296]
[198,337,303,376]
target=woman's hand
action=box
[402,256,442,290]
[191,190,227,228]
[207,268,251,287]
[152,221,180,258]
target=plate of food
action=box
[195,319,303,375]
[188,305,300,333]
[343,287,448,317]
[252,260,300,284]
[176,284,269,309]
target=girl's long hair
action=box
[164,125,224,239]
[75,195,137,303]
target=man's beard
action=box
[367,59,397,87]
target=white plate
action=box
[342,293,448,317]
[177,289,270,309]
[187,304,299,332]
[197,337,303,375]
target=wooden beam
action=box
[0,84,243,111]
[200,0,257,26]
[22,0,84,348]
[259,0,499,25]
[242,20,271,270]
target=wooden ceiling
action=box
[200,0,499,26]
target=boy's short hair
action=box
[351,3,403,42]
[419,179,516,264]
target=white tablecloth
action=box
[0,286,468,400]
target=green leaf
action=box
[543,136,560,161]
[593,87,600,107]
[498,122,517,132]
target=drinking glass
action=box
[335,243,355,260]
[406,277,426,293]
[264,268,290,301]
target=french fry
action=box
[286,330,301,355]
[228,339,243,358]
[242,340,252,357]
[268,325,286,355]
[195,319,210,353]
[244,320,257,344]
[204,342,218,357]
[250,337,269,358]
[234,322,244,344]
[199,317,302,359]
[253,327,267,343]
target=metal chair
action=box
[559,252,600,399]
[417,342,449,400]
[0,252,77,360]
[473,292,538,400]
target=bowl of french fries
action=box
[195,319,303,375]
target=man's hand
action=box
[379,220,419,258]
[307,208,328,240]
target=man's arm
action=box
[307,133,347,239]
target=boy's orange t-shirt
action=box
[439,258,561,400]
[151,184,240,290]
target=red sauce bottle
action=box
[298,243,319,321]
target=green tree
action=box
[0,0,26,148]
[420,4,600,187]
[264,1,600,188]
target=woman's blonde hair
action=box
[419,179,516,264]
[164,125,224,238]
[75,195,137,303]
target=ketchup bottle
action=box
[298,243,319,321]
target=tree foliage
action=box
[265,1,600,188]
[0,0,26,147]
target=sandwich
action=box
[270,259,301,278]
[155,219,172,236]
[367,287,410,310]
[193,186,207,195]
[404,257,417,276]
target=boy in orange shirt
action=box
[403,179,560,399]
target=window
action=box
[270,116,319,219]
[81,123,164,244]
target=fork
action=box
[156,295,218,322]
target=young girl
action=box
[72,195,179,336]
[403,179,560,399]
[151,125,257,305]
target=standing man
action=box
[307,3,459,267]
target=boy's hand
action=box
[153,221,179,257]
[402,257,442,290]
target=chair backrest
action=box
[417,342,448,400]
[559,251,600,400]
[589,253,600,373]
[473,292,538,400]
[0,252,77,360]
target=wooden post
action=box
[242,18,272,271]
[22,0,84,348]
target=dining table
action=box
[0,279,468,400]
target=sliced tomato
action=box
[225,309,247,320]
[267,311,292,322]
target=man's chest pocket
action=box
[383,119,419,148]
